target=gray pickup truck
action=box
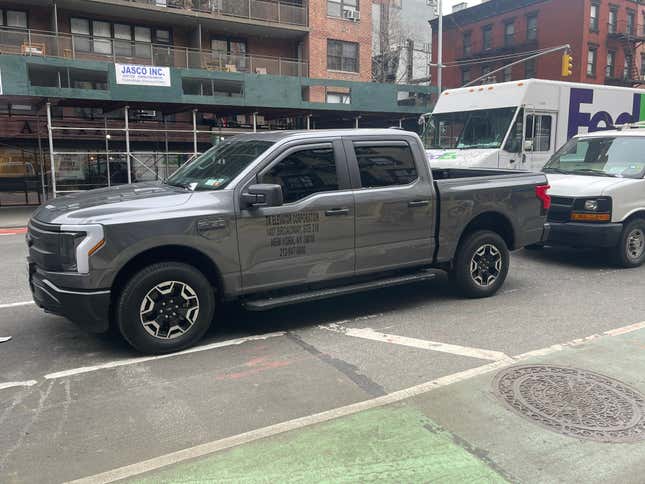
[28,129,550,353]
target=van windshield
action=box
[544,136,645,179]
[166,138,275,191]
[425,107,517,150]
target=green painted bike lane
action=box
[131,326,645,484]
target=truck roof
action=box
[233,128,414,143]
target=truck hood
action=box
[32,182,194,225]
[545,174,637,197]
[426,149,499,168]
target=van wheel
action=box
[116,262,215,354]
[612,219,645,268]
[452,230,509,298]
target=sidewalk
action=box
[128,325,645,484]
[0,206,34,228]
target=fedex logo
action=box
[567,88,645,139]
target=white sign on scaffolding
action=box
[115,64,171,87]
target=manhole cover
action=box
[493,365,645,443]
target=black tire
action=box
[612,219,645,268]
[451,230,510,298]
[116,262,216,354]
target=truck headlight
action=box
[584,200,599,211]
[60,224,104,273]
[571,197,612,223]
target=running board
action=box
[243,270,440,311]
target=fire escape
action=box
[607,19,645,87]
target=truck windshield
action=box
[425,107,517,150]
[544,136,645,179]
[166,139,275,191]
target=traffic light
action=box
[561,53,573,77]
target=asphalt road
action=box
[1,231,645,483]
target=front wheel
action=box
[612,219,645,268]
[451,230,510,298]
[116,262,216,354]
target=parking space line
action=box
[44,332,286,380]
[0,380,38,391]
[320,324,510,361]
[67,319,645,484]
[0,301,34,309]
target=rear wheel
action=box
[116,262,216,354]
[612,219,645,268]
[451,230,509,298]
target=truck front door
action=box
[237,140,355,293]
[345,138,436,274]
[524,112,556,171]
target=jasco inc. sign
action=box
[115,64,171,87]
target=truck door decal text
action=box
[265,212,320,257]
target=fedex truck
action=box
[422,79,645,171]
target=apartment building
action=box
[430,0,645,89]
[0,0,432,204]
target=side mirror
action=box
[241,184,283,208]
[524,140,534,152]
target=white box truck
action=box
[422,79,645,172]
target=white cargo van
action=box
[422,79,645,172]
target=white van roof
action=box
[432,78,645,115]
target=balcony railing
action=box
[0,27,308,77]
[127,0,307,26]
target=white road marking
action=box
[66,320,645,484]
[44,332,286,380]
[0,301,34,309]
[0,380,38,391]
[320,324,510,361]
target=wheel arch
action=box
[457,211,515,251]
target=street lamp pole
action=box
[437,0,443,93]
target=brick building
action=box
[0,0,432,204]
[430,0,645,90]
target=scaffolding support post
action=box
[354,116,360,129]
[192,109,198,157]
[46,102,57,198]
[104,116,111,187]
[306,114,311,130]
[252,112,257,132]
[399,118,403,128]
[125,105,132,184]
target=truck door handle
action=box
[408,200,429,208]
[325,208,350,216]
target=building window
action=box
[525,58,536,78]
[503,66,512,82]
[327,39,359,72]
[526,14,538,41]
[461,68,471,85]
[327,0,358,18]
[463,31,472,57]
[590,3,599,32]
[326,92,351,104]
[587,46,597,77]
[4,10,27,28]
[624,54,633,79]
[482,25,493,50]
[627,10,635,35]
[608,7,618,34]
[641,53,645,77]
[504,21,515,47]
[606,50,616,78]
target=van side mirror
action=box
[524,140,534,152]
[241,184,283,208]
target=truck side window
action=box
[354,144,418,188]
[262,146,339,204]
[525,115,552,151]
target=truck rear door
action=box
[343,136,436,274]
[236,139,356,292]
[524,111,557,171]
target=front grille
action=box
[547,196,574,223]
[27,219,63,271]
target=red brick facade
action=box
[432,0,645,90]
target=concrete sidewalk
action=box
[0,206,34,228]
[128,325,645,484]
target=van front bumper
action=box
[29,266,111,333]
[546,222,623,248]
